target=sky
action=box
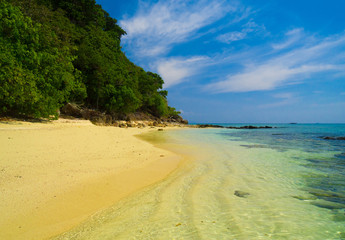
[96,0,345,123]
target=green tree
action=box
[0,1,85,118]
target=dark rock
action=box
[197,124,224,128]
[234,190,250,198]
[335,152,345,159]
[81,109,101,120]
[180,119,188,124]
[227,125,274,129]
[321,136,345,140]
[158,128,164,131]
[195,124,275,129]
[240,144,268,149]
[292,195,318,201]
[90,115,106,125]
[60,103,82,118]
[311,201,345,210]
[105,115,113,125]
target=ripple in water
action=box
[54,125,345,239]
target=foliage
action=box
[1,0,181,119]
[0,1,85,118]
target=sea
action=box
[55,124,345,240]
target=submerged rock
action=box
[196,124,275,129]
[321,136,345,140]
[311,200,345,210]
[227,125,274,129]
[240,144,269,149]
[234,190,250,198]
[292,195,318,201]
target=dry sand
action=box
[0,119,181,240]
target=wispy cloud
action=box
[272,28,304,50]
[217,31,247,43]
[120,0,242,57]
[155,56,209,88]
[207,31,345,93]
[259,92,298,108]
[217,19,266,44]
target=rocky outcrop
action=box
[196,124,274,129]
[321,136,345,140]
[197,124,224,128]
[60,103,83,118]
[228,125,273,129]
[60,103,189,128]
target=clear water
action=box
[54,124,345,240]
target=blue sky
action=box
[96,0,345,123]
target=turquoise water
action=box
[54,124,345,239]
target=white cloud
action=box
[206,32,345,93]
[120,0,238,57]
[155,56,209,88]
[208,64,338,93]
[272,28,304,50]
[216,19,266,44]
[259,92,298,108]
[217,31,247,43]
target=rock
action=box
[197,124,224,128]
[311,200,345,210]
[105,115,113,125]
[195,124,274,129]
[127,121,136,128]
[181,119,188,124]
[158,128,164,131]
[118,121,127,128]
[227,125,274,129]
[240,144,268,149]
[81,109,101,120]
[321,136,345,140]
[60,103,82,118]
[292,195,318,201]
[234,190,250,198]
[90,115,106,125]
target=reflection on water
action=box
[54,126,345,240]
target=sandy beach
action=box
[0,119,182,240]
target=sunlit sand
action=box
[0,119,181,240]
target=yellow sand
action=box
[0,119,181,240]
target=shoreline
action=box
[0,119,183,240]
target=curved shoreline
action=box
[0,119,183,240]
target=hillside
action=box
[0,0,184,122]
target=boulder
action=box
[105,115,113,125]
[234,190,250,198]
[118,121,127,128]
[60,103,82,118]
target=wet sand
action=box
[0,119,181,240]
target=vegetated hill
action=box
[0,0,183,122]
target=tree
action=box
[0,1,85,118]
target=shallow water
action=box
[54,125,345,239]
